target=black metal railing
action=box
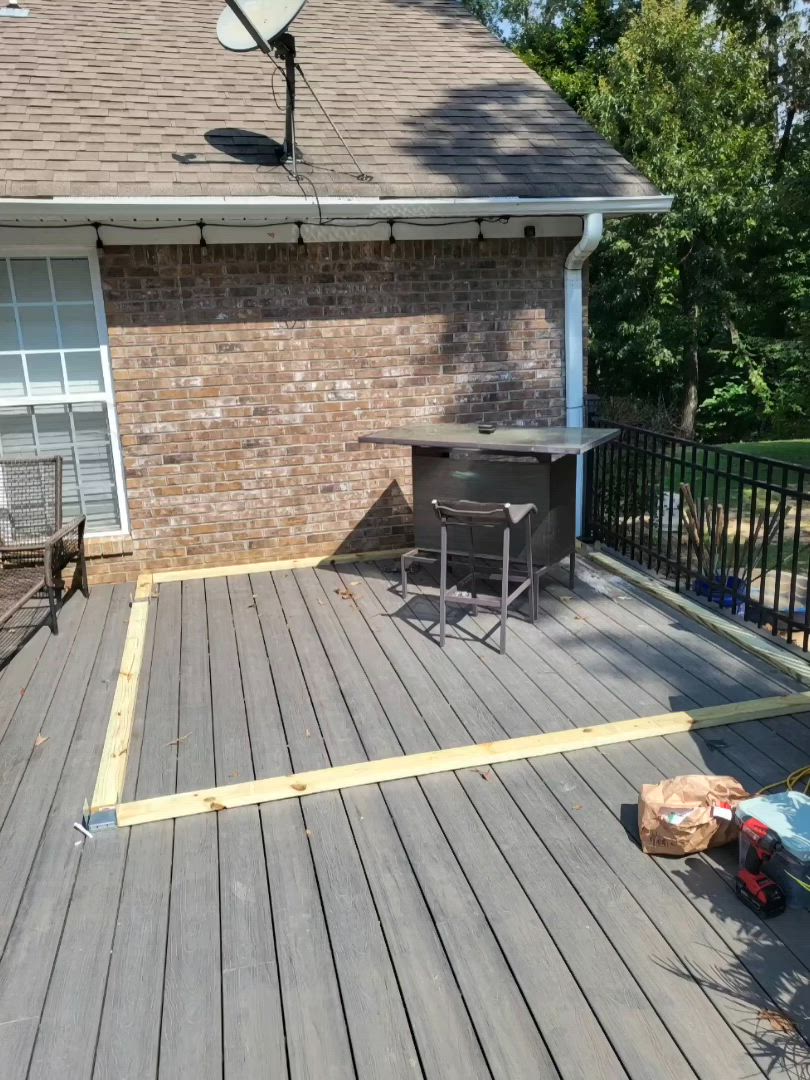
[586,423,810,651]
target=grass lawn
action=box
[718,439,810,469]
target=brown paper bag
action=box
[638,774,749,856]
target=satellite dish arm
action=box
[222,0,273,54]
[276,33,297,165]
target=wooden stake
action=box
[150,548,409,585]
[89,573,153,816]
[115,690,810,828]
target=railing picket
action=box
[757,462,774,629]
[589,421,809,652]
[786,491,802,645]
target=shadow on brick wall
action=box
[333,480,413,556]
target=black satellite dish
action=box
[215,0,308,174]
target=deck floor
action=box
[0,558,808,1079]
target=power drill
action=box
[735,818,786,917]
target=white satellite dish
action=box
[215,0,308,174]
[216,0,307,52]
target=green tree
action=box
[514,0,639,110]
[583,1,775,436]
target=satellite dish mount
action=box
[218,0,305,176]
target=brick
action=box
[88,238,572,583]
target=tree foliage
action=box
[464,0,810,440]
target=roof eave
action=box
[0,193,673,226]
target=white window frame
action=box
[0,248,130,536]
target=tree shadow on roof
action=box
[393,79,652,199]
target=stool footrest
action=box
[446,576,532,609]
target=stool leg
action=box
[439,522,448,648]
[468,525,477,616]
[401,552,409,600]
[500,525,510,655]
[526,517,537,623]
[569,547,576,590]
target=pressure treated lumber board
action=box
[116,690,810,827]
[589,549,810,686]
[149,547,409,584]
[89,573,153,815]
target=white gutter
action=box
[0,193,672,225]
[565,212,604,536]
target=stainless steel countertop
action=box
[359,423,619,455]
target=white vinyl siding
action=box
[0,255,127,533]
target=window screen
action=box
[0,257,124,532]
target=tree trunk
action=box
[680,372,699,439]
[680,304,700,438]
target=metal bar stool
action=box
[431,498,537,655]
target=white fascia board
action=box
[0,194,673,227]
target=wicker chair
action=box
[0,456,88,635]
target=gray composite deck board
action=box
[502,582,810,973]
[369,562,809,1075]
[208,577,287,1080]
[93,582,182,1080]
[281,569,561,1080]
[598,563,804,694]
[22,587,130,1080]
[557,746,810,1068]
[324,568,705,1077]
[0,589,87,828]
[600,725,810,972]
[345,564,776,1079]
[272,571,441,1080]
[248,570,359,1080]
[2,557,808,1080]
[0,588,108,956]
[160,580,221,1080]
[296,569,628,1080]
[552,576,810,772]
[0,619,49,743]
[0,586,123,1079]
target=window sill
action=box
[85,533,133,559]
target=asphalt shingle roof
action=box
[0,0,660,200]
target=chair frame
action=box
[0,456,89,635]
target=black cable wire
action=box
[295,62,372,182]
[0,213,528,235]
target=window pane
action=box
[0,307,20,351]
[65,350,103,393]
[57,304,98,349]
[26,353,64,396]
[0,355,26,398]
[18,306,58,350]
[0,407,36,456]
[73,404,120,530]
[0,263,11,304]
[51,259,93,302]
[10,259,52,303]
[32,405,82,520]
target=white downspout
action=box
[564,212,603,535]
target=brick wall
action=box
[93,237,569,582]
